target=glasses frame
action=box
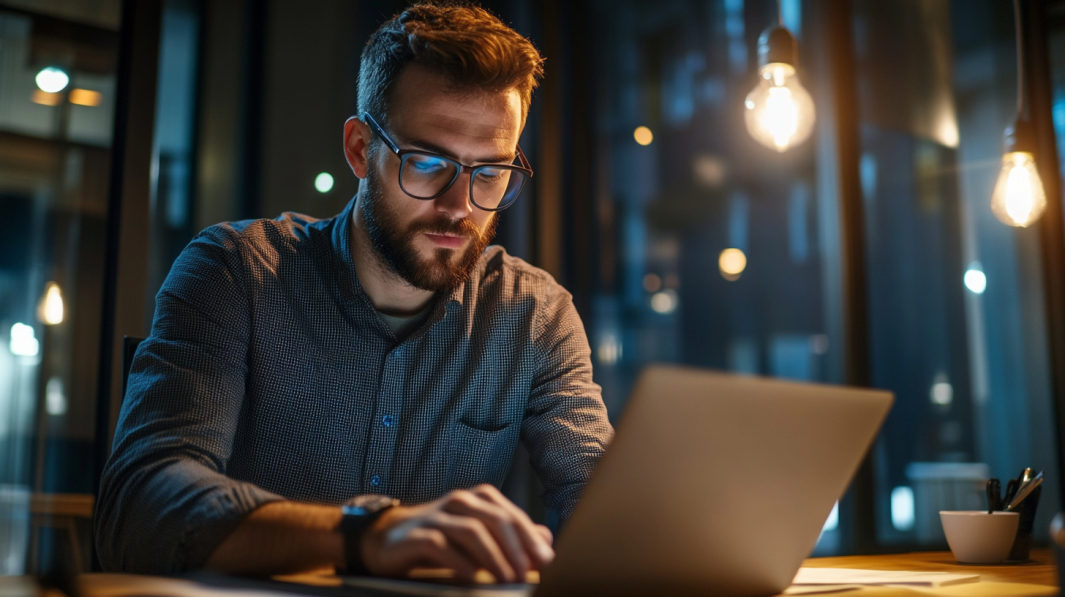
[362,112,534,212]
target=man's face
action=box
[354,66,523,292]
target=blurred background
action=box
[2,0,1065,575]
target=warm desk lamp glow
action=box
[744,7,815,152]
[992,0,1046,228]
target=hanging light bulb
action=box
[37,281,64,325]
[991,149,1046,227]
[992,0,1047,228]
[744,14,815,152]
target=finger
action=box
[470,485,555,566]
[443,491,531,578]
[429,511,516,583]
[535,524,553,544]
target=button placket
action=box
[365,345,405,493]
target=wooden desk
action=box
[0,550,1053,597]
[787,549,1058,596]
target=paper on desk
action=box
[793,568,979,588]
[783,585,863,595]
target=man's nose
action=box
[433,169,473,221]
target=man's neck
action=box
[349,199,437,316]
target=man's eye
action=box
[410,158,448,173]
[476,168,508,182]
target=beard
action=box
[359,165,498,292]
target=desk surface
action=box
[801,549,1057,586]
[4,550,1049,597]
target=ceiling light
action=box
[743,2,815,152]
[991,0,1047,228]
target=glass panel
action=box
[145,0,201,330]
[852,0,1059,547]
[590,0,846,554]
[1049,7,1065,195]
[0,6,120,574]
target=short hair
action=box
[357,2,544,126]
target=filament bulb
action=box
[990,152,1046,227]
[744,63,816,152]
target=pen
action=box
[987,478,1002,513]
[1004,478,1021,506]
[1006,471,1044,511]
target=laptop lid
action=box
[536,365,893,597]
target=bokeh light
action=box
[633,126,654,146]
[964,264,986,295]
[315,172,334,193]
[35,67,69,93]
[718,248,747,281]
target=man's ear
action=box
[344,116,372,179]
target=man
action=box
[95,2,612,583]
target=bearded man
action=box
[95,2,612,583]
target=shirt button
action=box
[371,475,381,486]
[382,415,394,428]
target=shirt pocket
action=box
[447,420,517,490]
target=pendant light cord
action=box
[777,0,784,26]
[1013,0,1026,120]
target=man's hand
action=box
[361,484,554,583]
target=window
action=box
[588,0,1063,553]
[0,5,120,574]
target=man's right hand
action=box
[361,484,554,583]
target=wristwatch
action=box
[338,495,399,575]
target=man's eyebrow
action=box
[403,136,516,165]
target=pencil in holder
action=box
[1008,484,1041,562]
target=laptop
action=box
[340,364,893,597]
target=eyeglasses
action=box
[362,112,533,212]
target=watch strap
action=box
[339,498,398,575]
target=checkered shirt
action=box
[94,198,613,574]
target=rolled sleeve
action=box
[521,285,613,526]
[95,225,283,574]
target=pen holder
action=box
[1008,485,1041,562]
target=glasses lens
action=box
[401,154,459,198]
[471,166,527,210]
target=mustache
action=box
[407,215,483,238]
